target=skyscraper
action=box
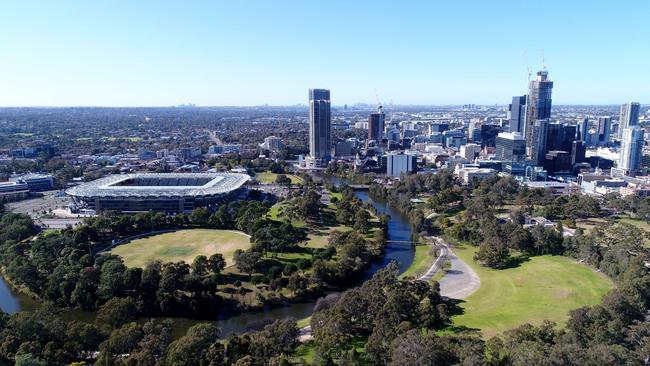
[618,102,640,138]
[580,118,589,142]
[509,95,527,134]
[619,126,644,176]
[308,89,331,165]
[530,119,549,165]
[368,105,385,142]
[597,116,611,146]
[525,71,553,159]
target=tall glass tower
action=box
[308,89,331,164]
[618,102,640,138]
[525,70,553,159]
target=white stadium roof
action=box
[66,172,250,198]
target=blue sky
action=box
[0,1,647,106]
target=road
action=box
[436,240,481,299]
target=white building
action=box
[455,166,495,184]
[460,143,481,161]
[386,153,417,177]
[261,136,284,151]
[618,126,644,176]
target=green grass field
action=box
[256,172,303,184]
[110,229,251,268]
[399,243,435,279]
[450,245,614,338]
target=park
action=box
[109,229,251,268]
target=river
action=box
[0,183,415,337]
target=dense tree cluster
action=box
[0,199,310,319]
[311,263,451,364]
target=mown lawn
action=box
[256,172,303,184]
[449,245,614,338]
[110,229,251,268]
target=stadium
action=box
[66,172,250,213]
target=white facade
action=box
[619,126,644,175]
[386,153,416,177]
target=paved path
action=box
[437,240,481,299]
[297,236,481,342]
[417,237,448,281]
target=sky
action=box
[0,0,648,106]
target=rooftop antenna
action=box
[541,49,546,70]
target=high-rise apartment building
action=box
[308,89,332,165]
[619,126,644,176]
[368,106,385,141]
[525,71,553,159]
[509,95,527,133]
[618,102,640,138]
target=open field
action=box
[110,229,251,268]
[256,172,303,184]
[450,245,614,338]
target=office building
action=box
[460,143,481,161]
[308,89,332,167]
[543,151,572,174]
[368,106,385,141]
[618,126,644,176]
[525,70,553,158]
[262,136,284,151]
[530,119,549,164]
[10,173,55,192]
[597,117,611,146]
[333,141,353,157]
[480,124,501,147]
[571,140,586,165]
[618,102,640,138]
[546,123,577,152]
[509,95,527,133]
[495,132,526,162]
[580,118,589,142]
[0,181,30,202]
[386,153,417,177]
[428,123,449,134]
[443,130,467,148]
[456,166,496,185]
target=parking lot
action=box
[6,190,84,228]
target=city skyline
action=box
[1,1,649,107]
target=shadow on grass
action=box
[500,254,530,269]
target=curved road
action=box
[418,237,480,299]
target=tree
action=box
[164,323,221,366]
[189,207,211,227]
[233,249,261,277]
[474,237,510,268]
[275,174,292,186]
[353,209,371,234]
[95,297,138,330]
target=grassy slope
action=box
[450,245,614,338]
[110,229,251,268]
[399,243,434,279]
